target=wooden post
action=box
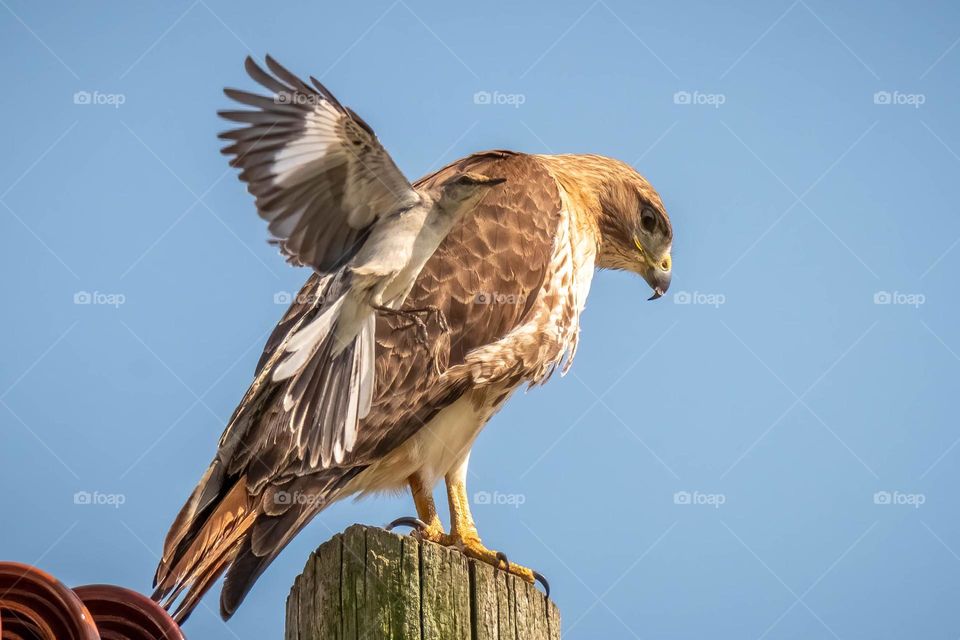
[286,524,560,640]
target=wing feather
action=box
[221,56,420,272]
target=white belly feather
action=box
[347,385,514,496]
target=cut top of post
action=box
[286,524,560,640]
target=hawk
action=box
[153,60,674,623]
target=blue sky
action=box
[2,0,960,638]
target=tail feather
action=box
[153,481,256,620]
[220,514,306,618]
[155,459,227,587]
[169,547,234,624]
[219,469,363,619]
[153,467,364,623]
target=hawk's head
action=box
[570,155,673,300]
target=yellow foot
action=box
[386,517,454,545]
[413,522,455,546]
[454,534,536,584]
[455,535,551,595]
[385,518,549,595]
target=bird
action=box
[215,56,506,470]
[152,61,674,623]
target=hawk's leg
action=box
[387,474,454,543]
[443,458,549,594]
[408,473,451,544]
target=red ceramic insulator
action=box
[0,562,100,640]
[73,585,184,640]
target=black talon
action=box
[386,516,428,532]
[493,551,550,598]
[532,570,550,598]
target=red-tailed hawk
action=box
[153,59,674,623]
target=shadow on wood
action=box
[286,524,560,640]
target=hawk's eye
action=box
[640,209,657,233]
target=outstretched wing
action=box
[220,55,420,272]
[154,151,567,620]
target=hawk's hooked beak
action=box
[645,269,671,300]
[643,254,672,301]
[632,236,671,300]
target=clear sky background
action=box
[2,1,959,638]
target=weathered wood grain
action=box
[286,525,560,640]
